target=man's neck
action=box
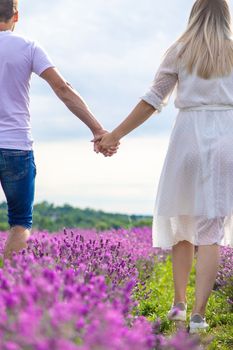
[0,22,13,32]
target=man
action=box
[0,0,115,262]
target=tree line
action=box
[0,201,152,232]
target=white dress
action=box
[141,42,233,249]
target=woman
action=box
[94,0,233,333]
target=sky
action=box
[0,0,213,214]
[22,0,192,140]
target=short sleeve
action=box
[140,43,180,113]
[31,42,55,76]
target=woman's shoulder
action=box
[163,41,184,61]
[166,41,184,54]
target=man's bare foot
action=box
[3,226,31,263]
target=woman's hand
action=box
[92,132,120,157]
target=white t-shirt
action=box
[0,30,55,150]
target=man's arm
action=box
[40,67,106,139]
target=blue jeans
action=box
[0,148,36,229]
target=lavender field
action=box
[0,227,232,350]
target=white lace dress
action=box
[141,42,233,249]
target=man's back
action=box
[0,30,54,150]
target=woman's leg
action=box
[172,240,195,304]
[192,244,220,317]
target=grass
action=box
[0,256,3,268]
[133,254,233,349]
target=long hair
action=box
[173,0,233,79]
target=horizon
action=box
[0,200,153,217]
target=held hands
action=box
[91,101,154,157]
[92,130,120,157]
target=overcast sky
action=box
[1,0,229,215]
[18,0,193,141]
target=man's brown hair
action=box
[0,0,17,22]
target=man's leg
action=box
[0,149,36,263]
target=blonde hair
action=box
[174,0,233,79]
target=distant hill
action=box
[0,201,152,232]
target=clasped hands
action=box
[92,130,120,157]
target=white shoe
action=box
[167,302,187,321]
[189,313,209,333]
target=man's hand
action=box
[92,131,120,157]
[92,129,108,153]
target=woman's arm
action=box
[111,100,156,140]
[95,43,180,155]
[95,100,156,153]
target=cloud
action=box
[16,0,193,141]
[0,136,171,215]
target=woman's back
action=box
[141,41,233,113]
[176,41,233,110]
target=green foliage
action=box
[133,255,233,349]
[0,256,3,269]
[0,222,8,231]
[0,202,8,230]
[0,201,152,232]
